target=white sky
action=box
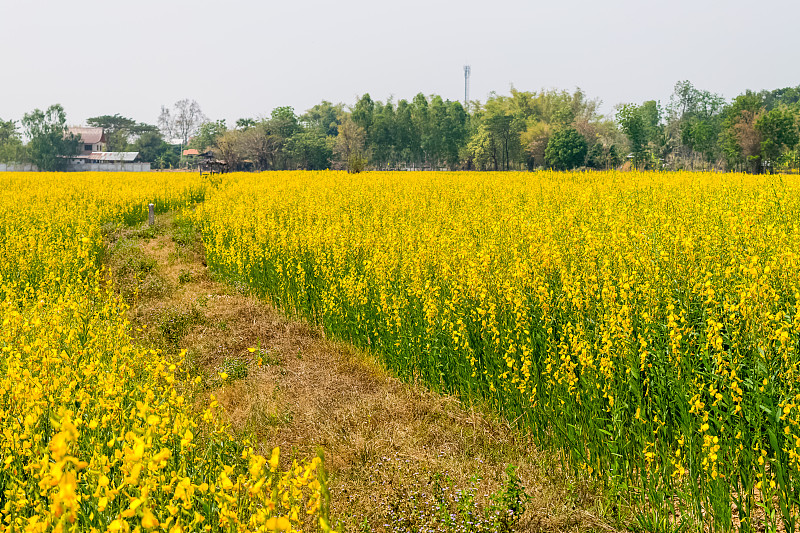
[1,0,798,127]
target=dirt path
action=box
[107,212,617,533]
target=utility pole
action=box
[463,65,471,112]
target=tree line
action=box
[1,82,798,172]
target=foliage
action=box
[197,169,800,532]
[301,101,344,137]
[21,104,81,171]
[287,130,334,170]
[333,118,367,172]
[0,118,26,163]
[86,114,158,151]
[544,127,588,170]
[133,131,178,168]
[190,119,227,152]
[721,91,766,172]
[616,101,663,169]
[756,106,799,171]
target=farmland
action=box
[0,173,331,533]
[2,169,800,532]
[195,170,800,531]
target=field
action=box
[2,170,800,532]
[0,173,331,533]
[194,170,800,532]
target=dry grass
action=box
[106,212,621,533]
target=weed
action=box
[173,214,197,247]
[219,356,248,381]
[178,270,194,284]
[158,306,205,347]
[247,405,294,435]
[107,239,168,300]
[356,457,530,533]
[253,348,283,367]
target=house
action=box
[68,127,107,153]
[66,127,150,172]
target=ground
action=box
[104,211,618,533]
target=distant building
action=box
[66,127,149,171]
[68,127,107,153]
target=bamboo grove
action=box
[195,170,800,531]
[0,173,332,533]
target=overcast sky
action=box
[1,0,798,127]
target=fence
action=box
[0,163,39,172]
[0,162,151,172]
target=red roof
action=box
[69,127,105,144]
[183,149,200,156]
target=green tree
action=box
[0,118,26,163]
[616,101,662,168]
[287,130,333,170]
[333,117,367,172]
[586,142,622,170]
[667,81,725,169]
[235,118,256,131]
[721,91,765,172]
[440,100,468,169]
[521,121,551,170]
[394,99,420,168]
[756,106,799,171]
[300,101,343,137]
[133,131,177,168]
[467,125,499,171]
[351,94,375,139]
[370,101,397,169]
[269,107,300,139]
[191,120,227,151]
[21,104,80,171]
[544,127,588,170]
[86,114,158,151]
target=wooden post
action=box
[148,203,154,226]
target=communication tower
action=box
[463,65,471,111]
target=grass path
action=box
[105,211,618,533]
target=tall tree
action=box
[133,131,177,168]
[370,101,397,169]
[756,106,799,172]
[86,114,158,151]
[191,120,227,151]
[0,118,25,163]
[21,104,80,171]
[269,107,300,139]
[721,91,765,172]
[351,94,375,139]
[545,127,588,170]
[616,101,663,168]
[158,99,207,146]
[240,125,283,170]
[287,130,333,170]
[301,101,344,137]
[667,81,725,168]
[333,117,367,172]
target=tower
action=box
[463,65,471,112]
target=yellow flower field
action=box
[0,173,330,533]
[194,170,800,532]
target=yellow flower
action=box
[141,509,159,529]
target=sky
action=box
[1,0,799,128]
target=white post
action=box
[148,203,155,226]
